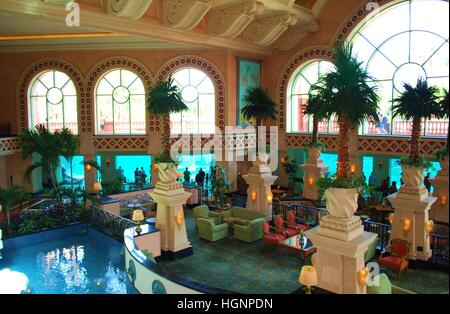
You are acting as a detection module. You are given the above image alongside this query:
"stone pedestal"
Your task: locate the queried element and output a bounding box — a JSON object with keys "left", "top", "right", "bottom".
{"left": 306, "top": 216, "right": 376, "bottom": 294}
{"left": 242, "top": 160, "right": 278, "bottom": 220}
{"left": 349, "top": 128, "right": 361, "bottom": 176}
{"left": 429, "top": 158, "right": 449, "bottom": 224}
{"left": 301, "top": 147, "right": 328, "bottom": 200}
{"left": 148, "top": 181, "right": 192, "bottom": 260}
{"left": 388, "top": 192, "right": 436, "bottom": 261}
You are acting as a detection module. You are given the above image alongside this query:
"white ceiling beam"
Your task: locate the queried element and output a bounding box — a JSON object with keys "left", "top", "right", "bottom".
{"left": 162, "top": 0, "right": 213, "bottom": 30}
{"left": 105, "top": 0, "right": 154, "bottom": 20}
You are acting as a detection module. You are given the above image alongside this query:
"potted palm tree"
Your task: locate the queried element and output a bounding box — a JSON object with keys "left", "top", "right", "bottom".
{"left": 313, "top": 42, "right": 380, "bottom": 219}
{"left": 0, "top": 185, "right": 30, "bottom": 234}
{"left": 393, "top": 78, "right": 441, "bottom": 194}
{"left": 303, "top": 93, "right": 327, "bottom": 162}
{"left": 147, "top": 76, "right": 188, "bottom": 183}
{"left": 241, "top": 87, "right": 278, "bottom": 165}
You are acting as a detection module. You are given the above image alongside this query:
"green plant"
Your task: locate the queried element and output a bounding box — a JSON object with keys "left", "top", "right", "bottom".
{"left": 434, "top": 147, "right": 449, "bottom": 161}
{"left": 147, "top": 76, "right": 188, "bottom": 158}
{"left": 153, "top": 151, "right": 178, "bottom": 164}
{"left": 310, "top": 42, "right": 380, "bottom": 180}
{"left": 282, "top": 156, "right": 300, "bottom": 192}
{"left": 398, "top": 157, "right": 433, "bottom": 170}
{"left": 303, "top": 92, "right": 328, "bottom": 146}
{"left": 210, "top": 165, "right": 232, "bottom": 207}
{"left": 0, "top": 185, "right": 30, "bottom": 234}
{"left": 317, "top": 175, "right": 367, "bottom": 200}
{"left": 438, "top": 89, "right": 449, "bottom": 152}
{"left": 392, "top": 78, "right": 441, "bottom": 166}
{"left": 305, "top": 141, "right": 326, "bottom": 149}
{"left": 101, "top": 180, "right": 123, "bottom": 196}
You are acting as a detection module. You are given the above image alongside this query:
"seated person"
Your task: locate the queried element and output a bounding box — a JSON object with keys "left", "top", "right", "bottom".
{"left": 388, "top": 181, "right": 398, "bottom": 195}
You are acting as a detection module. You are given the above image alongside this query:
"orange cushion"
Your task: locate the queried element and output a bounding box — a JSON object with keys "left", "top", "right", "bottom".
{"left": 379, "top": 256, "right": 408, "bottom": 270}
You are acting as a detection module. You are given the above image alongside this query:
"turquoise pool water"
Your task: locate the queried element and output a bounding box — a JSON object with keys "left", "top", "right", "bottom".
{"left": 116, "top": 155, "right": 152, "bottom": 184}
{"left": 177, "top": 153, "right": 216, "bottom": 183}
{"left": 0, "top": 225, "right": 137, "bottom": 294}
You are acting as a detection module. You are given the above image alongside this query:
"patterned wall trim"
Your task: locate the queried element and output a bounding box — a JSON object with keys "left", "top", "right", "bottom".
{"left": 276, "top": 46, "right": 334, "bottom": 130}
{"left": 85, "top": 57, "right": 154, "bottom": 134}
{"left": 286, "top": 134, "right": 446, "bottom": 157}
{"left": 0, "top": 137, "right": 21, "bottom": 156}
{"left": 333, "top": 0, "right": 394, "bottom": 44}
{"left": 92, "top": 136, "right": 149, "bottom": 151}
{"left": 154, "top": 55, "right": 226, "bottom": 133}
{"left": 16, "top": 58, "right": 84, "bottom": 134}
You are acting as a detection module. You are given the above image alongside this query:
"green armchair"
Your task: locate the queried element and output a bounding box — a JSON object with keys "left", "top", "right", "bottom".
{"left": 196, "top": 218, "right": 229, "bottom": 242}
{"left": 193, "top": 205, "right": 222, "bottom": 225}
{"left": 234, "top": 217, "right": 265, "bottom": 243}
{"left": 367, "top": 273, "right": 415, "bottom": 294}
{"left": 365, "top": 235, "right": 378, "bottom": 263}
{"left": 221, "top": 207, "right": 266, "bottom": 229}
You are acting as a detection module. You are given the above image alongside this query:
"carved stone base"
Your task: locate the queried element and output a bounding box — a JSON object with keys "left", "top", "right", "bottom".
{"left": 243, "top": 170, "right": 278, "bottom": 220}
{"left": 429, "top": 175, "right": 449, "bottom": 223}
{"left": 317, "top": 215, "right": 364, "bottom": 241}
{"left": 301, "top": 160, "right": 328, "bottom": 200}
{"left": 397, "top": 185, "right": 429, "bottom": 201}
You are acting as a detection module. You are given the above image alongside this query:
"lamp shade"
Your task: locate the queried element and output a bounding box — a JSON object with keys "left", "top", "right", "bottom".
{"left": 93, "top": 182, "right": 102, "bottom": 193}
{"left": 132, "top": 209, "right": 144, "bottom": 222}
{"left": 299, "top": 266, "right": 318, "bottom": 286}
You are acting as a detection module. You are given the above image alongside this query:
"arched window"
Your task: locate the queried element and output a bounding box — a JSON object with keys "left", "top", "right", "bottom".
{"left": 95, "top": 69, "right": 146, "bottom": 135}
{"left": 170, "top": 68, "right": 215, "bottom": 134}
{"left": 29, "top": 70, "right": 78, "bottom": 134}
{"left": 351, "top": 0, "right": 449, "bottom": 136}
{"left": 286, "top": 60, "right": 335, "bottom": 133}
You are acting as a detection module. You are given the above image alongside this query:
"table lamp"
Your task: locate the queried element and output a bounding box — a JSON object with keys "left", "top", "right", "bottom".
{"left": 299, "top": 265, "right": 318, "bottom": 294}
{"left": 132, "top": 209, "right": 145, "bottom": 235}
{"left": 93, "top": 182, "right": 102, "bottom": 198}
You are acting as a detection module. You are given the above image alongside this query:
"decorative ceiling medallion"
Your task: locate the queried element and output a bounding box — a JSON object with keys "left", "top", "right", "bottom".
{"left": 162, "top": 0, "right": 213, "bottom": 30}
{"left": 207, "top": 0, "right": 264, "bottom": 38}
{"left": 242, "top": 12, "right": 298, "bottom": 46}
{"left": 106, "top": 0, "right": 153, "bottom": 20}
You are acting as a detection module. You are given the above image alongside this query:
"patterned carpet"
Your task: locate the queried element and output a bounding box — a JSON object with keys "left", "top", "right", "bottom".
{"left": 157, "top": 209, "right": 449, "bottom": 294}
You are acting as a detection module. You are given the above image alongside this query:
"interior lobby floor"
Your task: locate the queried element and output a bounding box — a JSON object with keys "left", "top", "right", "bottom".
{"left": 157, "top": 209, "right": 449, "bottom": 294}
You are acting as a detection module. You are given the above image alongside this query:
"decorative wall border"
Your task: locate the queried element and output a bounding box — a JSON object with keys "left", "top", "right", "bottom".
{"left": 85, "top": 57, "right": 154, "bottom": 134}
{"left": 154, "top": 55, "right": 226, "bottom": 133}
{"left": 92, "top": 136, "right": 149, "bottom": 151}
{"left": 286, "top": 134, "right": 446, "bottom": 157}
{"left": 276, "top": 46, "right": 333, "bottom": 130}
{"left": 0, "top": 137, "right": 21, "bottom": 156}
{"left": 16, "top": 58, "right": 84, "bottom": 134}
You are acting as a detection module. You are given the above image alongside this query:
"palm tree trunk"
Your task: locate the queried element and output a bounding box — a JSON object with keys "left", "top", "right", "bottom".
{"left": 163, "top": 114, "right": 171, "bottom": 157}
{"left": 410, "top": 117, "right": 422, "bottom": 164}
{"left": 6, "top": 209, "right": 11, "bottom": 233}
{"left": 446, "top": 121, "right": 449, "bottom": 151}
{"left": 312, "top": 117, "right": 319, "bottom": 144}
{"left": 337, "top": 113, "right": 350, "bottom": 179}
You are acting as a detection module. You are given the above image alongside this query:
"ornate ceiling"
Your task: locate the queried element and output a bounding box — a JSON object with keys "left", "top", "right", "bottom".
{"left": 0, "top": 0, "right": 328, "bottom": 54}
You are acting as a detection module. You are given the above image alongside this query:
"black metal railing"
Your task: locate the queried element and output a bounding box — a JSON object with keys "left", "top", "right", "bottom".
{"left": 231, "top": 193, "right": 247, "bottom": 208}
{"left": 90, "top": 205, "right": 136, "bottom": 241}
{"left": 430, "top": 233, "right": 449, "bottom": 267}
{"left": 363, "top": 219, "right": 391, "bottom": 251}
{"left": 272, "top": 203, "right": 328, "bottom": 227}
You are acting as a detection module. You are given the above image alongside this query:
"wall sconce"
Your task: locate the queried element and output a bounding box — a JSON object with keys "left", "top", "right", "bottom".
{"left": 402, "top": 218, "right": 412, "bottom": 236}
{"left": 439, "top": 195, "right": 448, "bottom": 206}
{"left": 175, "top": 213, "right": 184, "bottom": 226}
{"left": 307, "top": 177, "right": 314, "bottom": 186}
{"left": 86, "top": 164, "right": 92, "bottom": 171}
{"left": 357, "top": 268, "right": 370, "bottom": 287}
{"left": 177, "top": 172, "right": 183, "bottom": 178}
{"left": 105, "top": 157, "right": 111, "bottom": 167}
{"left": 426, "top": 220, "right": 434, "bottom": 235}
{"left": 378, "top": 160, "right": 383, "bottom": 169}
{"left": 281, "top": 156, "right": 288, "bottom": 165}
{"left": 153, "top": 164, "right": 159, "bottom": 171}
{"left": 387, "top": 213, "right": 394, "bottom": 225}
{"left": 350, "top": 164, "right": 356, "bottom": 173}
{"left": 251, "top": 191, "right": 257, "bottom": 202}
{"left": 267, "top": 193, "right": 273, "bottom": 204}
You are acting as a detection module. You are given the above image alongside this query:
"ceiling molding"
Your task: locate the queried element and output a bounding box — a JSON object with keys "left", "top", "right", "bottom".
{"left": 162, "top": 0, "right": 213, "bottom": 30}
{"left": 105, "top": 0, "right": 154, "bottom": 20}
{"left": 241, "top": 11, "right": 297, "bottom": 46}
{"left": 206, "top": 0, "right": 264, "bottom": 38}
{"left": 273, "top": 20, "right": 318, "bottom": 50}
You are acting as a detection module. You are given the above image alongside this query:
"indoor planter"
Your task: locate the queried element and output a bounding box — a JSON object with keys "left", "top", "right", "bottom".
{"left": 303, "top": 93, "right": 327, "bottom": 164}
{"left": 210, "top": 165, "right": 232, "bottom": 209}
{"left": 392, "top": 78, "right": 441, "bottom": 197}
{"left": 311, "top": 42, "right": 380, "bottom": 218}
{"left": 147, "top": 76, "right": 188, "bottom": 178}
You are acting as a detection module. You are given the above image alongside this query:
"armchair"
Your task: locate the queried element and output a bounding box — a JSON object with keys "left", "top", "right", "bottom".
{"left": 193, "top": 205, "right": 222, "bottom": 226}
{"left": 196, "top": 218, "right": 229, "bottom": 242}
{"left": 262, "top": 221, "right": 287, "bottom": 245}
{"left": 234, "top": 217, "right": 265, "bottom": 243}
{"left": 286, "top": 210, "right": 312, "bottom": 232}
{"left": 274, "top": 214, "right": 298, "bottom": 237}
{"left": 367, "top": 273, "right": 415, "bottom": 294}
{"left": 379, "top": 239, "right": 411, "bottom": 279}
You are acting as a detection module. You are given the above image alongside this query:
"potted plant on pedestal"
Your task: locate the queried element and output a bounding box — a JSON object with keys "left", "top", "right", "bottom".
{"left": 147, "top": 76, "right": 188, "bottom": 183}
{"left": 303, "top": 93, "right": 327, "bottom": 162}
{"left": 241, "top": 87, "right": 278, "bottom": 165}
{"left": 392, "top": 78, "right": 441, "bottom": 196}
{"left": 312, "top": 42, "right": 380, "bottom": 219}
{"left": 210, "top": 165, "right": 232, "bottom": 210}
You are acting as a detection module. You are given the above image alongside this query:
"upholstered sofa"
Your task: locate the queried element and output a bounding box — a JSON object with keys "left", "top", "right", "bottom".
{"left": 220, "top": 207, "right": 266, "bottom": 242}
{"left": 193, "top": 205, "right": 222, "bottom": 225}
{"left": 367, "top": 273, "right": 415, "bottom": 294}
{"left": 196, "top": 218, "right": 229, "bottom": 242}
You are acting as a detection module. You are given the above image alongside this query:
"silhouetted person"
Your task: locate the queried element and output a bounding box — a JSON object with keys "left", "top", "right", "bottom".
{"left": 381, "top": 176, "right": 390, "bottom": 197}
{"left": 424, "top": 173, "right": 432, "bottom": 193}
{"left": 388, "top": 181, "right": 398, "bottom": 195}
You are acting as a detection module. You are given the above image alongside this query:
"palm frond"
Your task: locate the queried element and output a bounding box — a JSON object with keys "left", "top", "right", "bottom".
{"left": 241, "top": 87, "right": 278, "bottom": 123}
{"left": 147, "top": 76, "right": 188, "bottom": 116}
{"left": 24, "top": 162, "right": 43, "bottom": 181}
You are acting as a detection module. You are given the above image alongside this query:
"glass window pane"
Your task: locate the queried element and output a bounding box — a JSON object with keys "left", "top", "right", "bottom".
{"left": 423, "top": 43, "right": 450, "bottom": 77}
{"left": 198, "top": 94, "right": 216, "bottom": 134}
{"left": 351, "top": 33, "right": 377, "bottom": 68}
{"left": 411, "top": 0, "right": 449, "bottom": 38}
{"left": 96, "top": 78, "right": 114, "bottom": 95}
{"left": 173, "top": 69, "right": 190, "bottom": 87}
{"left": 54, "top": 71, "right": 70, "bottom": 89}
{"left": 47, "top": 102, "right": 64, "bottom": 132}
{"left": 378, "top": 32, "right": 410, "bottom": 67}
{"left": 104, "top": 70, "right": 120, "bottom": 88}
{"left": 128, "top": 78, "right": 145, "bottom": 95}
{"left": 114, "top": 102, "right": 130, "bottom": 134}
{"left": 64, "top": 96, "right": 78, "bottom": 134}
{"left": 410, "top": 31, "right": 447, "bottom": 65}
{"left": 130, "top": 95, "right": 146, "bottom": 134}
{"left": 367, "top": 51, "right": 397, "bottom": 81}
{"left": 30, "top": 80, "right": 48, "bottom": 97}
{"left": 189, "top": 68, "right": 207, "bottom": 87}
{"left": 292, "top": 75, "right": 311, "bottom": 95}
{"left": 97, "top": 96, "right": 113, "bottom": 134}
{"left": 39, "top": 71, "right": 55, "bottom": 89}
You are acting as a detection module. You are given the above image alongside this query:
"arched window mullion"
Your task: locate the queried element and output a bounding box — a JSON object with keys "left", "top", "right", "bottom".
{"left": 421, "top": 38, "right": 449, "bottom": 67}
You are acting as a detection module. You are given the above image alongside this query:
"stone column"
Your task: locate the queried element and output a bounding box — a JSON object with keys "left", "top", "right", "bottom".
{"left": 429, "top": 156, "right": 449, "bottom": 223}
{"left": 242, "top": 156, "right": 278, "bottom": 220}
{"left": 149, "top": 168, "right": 192, "bottom": 260}
{"left": 0, "top": 156, "right": 7, "bottom": 189}
{"left": 301, "top": 147, "right": 328, "bottom": 200}
{"left": 349, "top": 128, "right": 361, "bottom": 176}
{"left": 387, "top": 165, "right": 436, "bottom": 261}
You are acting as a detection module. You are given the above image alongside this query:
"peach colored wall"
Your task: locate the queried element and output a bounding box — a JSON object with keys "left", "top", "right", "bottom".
{"left": 0, "top": 49, "right": 267, "bottom": 134}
